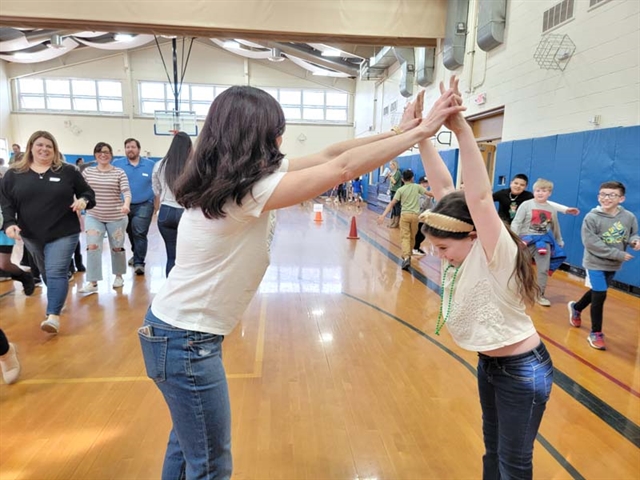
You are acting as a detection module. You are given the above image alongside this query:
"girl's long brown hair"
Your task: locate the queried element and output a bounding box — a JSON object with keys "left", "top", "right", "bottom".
{"left": 422, "top": 191, "right": 540, "bottom": 305}
{"left": 13, "top": 131, "right": 63, "bottom": 173}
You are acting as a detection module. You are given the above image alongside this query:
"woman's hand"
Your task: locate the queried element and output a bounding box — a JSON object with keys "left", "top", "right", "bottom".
{"left": 438, "top": 76, "right": 468, "bottom": 134}
{"left": 71, "top": 197, "right": 88, "bottom": 212}
{"left": 397, "top": 90, "right": 426, "bottom": 133}
{"left": 121, "top": 205, "right": 130, "bottom": 214}
{"left": 419, "top": 87, "right": 466, "bottom": 139}
{"left": 5, "top": 225, "right": 21, "bottom": 240}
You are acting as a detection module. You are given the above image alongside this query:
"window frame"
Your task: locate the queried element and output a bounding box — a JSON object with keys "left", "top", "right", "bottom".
{"left": 138, "top": 80, "right": 228, "bottom": 118}
{"left": 14, "top": 77, "right": 124, "bottom": 115}
{"left": 138, "top": 82, "right": 351, "bottom": 125}
{"left": 260, "top": 87, "right": 350, "bottom": 124}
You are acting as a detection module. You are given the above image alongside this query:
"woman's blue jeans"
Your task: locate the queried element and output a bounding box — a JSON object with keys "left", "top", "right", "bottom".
{"left": 22, "top": 233, "right": 79, "bottom": 316}
{"left": 138, "top": 308, "right": 232, "bottom": 480}
{"left": 477, "top": 341, "right": 553, "bottom": 480}
{"left": 157, "top": 205, "right": 184, "bottom": 276}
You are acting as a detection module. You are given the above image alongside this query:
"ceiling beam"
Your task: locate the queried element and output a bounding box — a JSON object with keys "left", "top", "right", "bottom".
{"left": 0, "top": 16, "right": 439, "bottom": 48}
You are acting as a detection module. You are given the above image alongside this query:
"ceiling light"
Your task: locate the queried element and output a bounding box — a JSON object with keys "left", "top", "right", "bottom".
{"left": 223, "top": 40, "right": 240, "bottom": 49}
{"left": 114, "top": 34, "right": 135, "bottom": 42}
{"left": 268, "top": 48, "right": 285, "bottom": 62}
{"left": 12, "top": 52, "right": 31, "bottom": 59}
{"left": 321, "top": 48, "right": 341, "bottom": 57}
{"left": 47, "top": 34, "right": 65, "bottom": 49}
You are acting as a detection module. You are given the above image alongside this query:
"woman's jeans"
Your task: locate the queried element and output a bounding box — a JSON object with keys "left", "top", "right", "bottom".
{"left": 139, "top": 308, "right": 232, "bottom": 480}
{"left": 477, "top": 342, "right": 553, "bottom": 480}
{"left": 157, "top": 205, "right": 184, "bottom": 276}
{"left": 85, "top": 215, "right": 128, "bottom": 282}
{"left": 22, "top": 233, "right": 79, "bottom": 316}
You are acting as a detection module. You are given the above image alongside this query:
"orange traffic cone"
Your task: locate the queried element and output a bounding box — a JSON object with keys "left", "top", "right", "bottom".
{"left": 314, "top": 211, "right": 323, "bottom": 222}
{"left": 347, "top": 216, "right": 359, "bottom": 239}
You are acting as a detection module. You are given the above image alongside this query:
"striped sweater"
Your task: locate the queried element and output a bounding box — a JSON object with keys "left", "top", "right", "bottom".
{"left": 82, "top": 166, "right": 131, "bottom": 222}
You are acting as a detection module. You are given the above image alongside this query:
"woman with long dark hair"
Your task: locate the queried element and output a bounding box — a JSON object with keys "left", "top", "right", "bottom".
{"left": 137, "top": 85, "right": 464, "bottom": 478}
{"left": 0, "top": 131, "right": 95, "bottom": 334}
{"left": 152, "top": 132, "right": 192, "bottom": 275}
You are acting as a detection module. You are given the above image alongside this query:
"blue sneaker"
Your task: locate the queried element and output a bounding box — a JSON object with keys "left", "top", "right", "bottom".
{"left": 568, "top": 301, "right": 581, "bottom": 327}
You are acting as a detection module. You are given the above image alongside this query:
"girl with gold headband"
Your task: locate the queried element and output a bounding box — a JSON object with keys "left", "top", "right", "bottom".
{"left": 418, "top": 77, "right": 551, "bottom": 480}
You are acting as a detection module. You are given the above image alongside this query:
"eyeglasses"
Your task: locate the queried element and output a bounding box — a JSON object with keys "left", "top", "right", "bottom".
{"left": 598, "top": 193, "right": 621, "bottom": 199}
{"left": 96, "top": 151, "right": 111, "bottom": 156}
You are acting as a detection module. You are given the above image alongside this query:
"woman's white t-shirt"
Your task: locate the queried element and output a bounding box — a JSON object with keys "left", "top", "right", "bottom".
{"left": 441, "top": 223, "right": 537, "bottom": 351}
{"left": 151, "top": 159, "right": 289, "bottom": 335}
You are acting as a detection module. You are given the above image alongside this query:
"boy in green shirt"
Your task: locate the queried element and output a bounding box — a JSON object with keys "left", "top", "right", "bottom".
{"left": 378, "top": 169, "right": 427, "bottom": 270}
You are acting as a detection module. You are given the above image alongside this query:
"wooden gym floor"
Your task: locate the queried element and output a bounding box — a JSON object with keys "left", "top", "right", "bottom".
{"left": 0, "top": 201, "right": 638, "bottom": 480}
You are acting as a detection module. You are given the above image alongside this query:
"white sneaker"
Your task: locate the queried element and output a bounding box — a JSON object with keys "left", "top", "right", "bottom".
{"left": 41, "top": 315, "right": 60, "bottom": 334}
{"left": 0, "top": 343, "right": 21, "bottom": 384}
{"left": 112, "top": 277, "right": 124, "bottom": 289}
{"left": 412, "top": 249, "right": 426, "bottom": 256}
{"left": 537, "top": 296, "right": 551, "bottom": 307}
{"left": 79, "top": 282, "right": 98, "bottom": 295}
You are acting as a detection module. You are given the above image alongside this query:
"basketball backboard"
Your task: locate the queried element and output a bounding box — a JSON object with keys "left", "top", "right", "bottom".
{"left": 154, "top": 110, "right": 198, "bottom": 136}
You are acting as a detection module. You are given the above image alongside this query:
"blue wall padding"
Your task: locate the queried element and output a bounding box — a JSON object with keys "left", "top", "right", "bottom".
{"left": 439, "top": 149, "right": 459, "bottom": 184}
{"left": 509, "top": 139, "right": 533, "bottom": 181}
{"left": 494, "top": 142, "right": 512, "bottom": 188}
{"left": 553, "top": 133, "right": 585, "bottom": 266}
{"left": 529, "top": 136, "right": 557, "bottom": 184}
{"left": 63, "top": 155, "right": 163, "bottom": 164}
{"left": 496, "top": 126, "right": 640, "bottom": 287}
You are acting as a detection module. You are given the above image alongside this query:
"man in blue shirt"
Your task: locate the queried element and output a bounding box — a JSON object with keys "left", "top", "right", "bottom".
{"left": 112, "top": 138, "right": 156, "bottom": 275}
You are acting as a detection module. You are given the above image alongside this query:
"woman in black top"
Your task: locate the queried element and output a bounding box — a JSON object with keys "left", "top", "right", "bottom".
{"left": 0, "top": 131, "right": 95, "bottom": 335}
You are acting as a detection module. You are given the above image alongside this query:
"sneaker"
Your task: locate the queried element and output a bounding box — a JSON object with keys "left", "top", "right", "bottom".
{"left": 412, "top": 249, "right": 426, "bottom": 256}
{"left": 0, "top": 343, "right": 21, "bottom": 384}
{"left": 33, "top": 277, "right": 43, "bottom": 287}
{"left": 134, "top": 265, "right": 145, "bottom": 276}
{"left": 112, "top": 277, "right": 124, "bottom": 289}
{"left": 79, "top": 282, "right": 98, "bottom": 295}
{"left": 40, "top": 315, "right": 60, "bottom": 334}
{"left": 401, "top": 257, "right": 411, "bottom": 271}
{"left": 128, "top": 257, "right": 134, "bottom": 267}
{"left": 567, "top": 301, "right": 581, "bottom": 327}
{"left": 588, "top": 332, "right": 606, "bottom": 350}
{"left": 537, "top": 247, "right": 548, "bottom": 255}
{"left": 537, "top": 296, "right": 551, "bottom": 307}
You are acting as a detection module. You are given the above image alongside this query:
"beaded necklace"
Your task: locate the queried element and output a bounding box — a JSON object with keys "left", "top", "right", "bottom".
{"left": 435, "top": 264, "right": 461, "bottom": 335}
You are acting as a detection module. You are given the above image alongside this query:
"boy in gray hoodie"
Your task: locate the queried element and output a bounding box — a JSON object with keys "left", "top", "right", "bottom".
{"left": 568, "top": 181, "right": 640, "bottom": 350}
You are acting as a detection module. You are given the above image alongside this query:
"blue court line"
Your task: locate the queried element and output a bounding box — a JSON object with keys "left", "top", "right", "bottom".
{"left": 330, "top": 209, "right": 640, "bottom": 449}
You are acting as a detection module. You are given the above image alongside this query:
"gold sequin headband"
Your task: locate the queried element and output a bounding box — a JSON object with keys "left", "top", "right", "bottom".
{"left": 419, "top": 210, "right": 475, "bottom": 233}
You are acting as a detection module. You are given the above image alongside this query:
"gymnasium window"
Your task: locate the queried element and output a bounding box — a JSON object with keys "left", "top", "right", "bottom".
{"left": 15, "top": 78, "right": 123, "bottom": 114}
{"left": 260, "top": 87, "right": 350, "bottom": 124}
{"left": 138, "top": 82, "right": 349, "bottom": 124}
{"left": 138, "top": 81, "right": 228, "bottom": 117}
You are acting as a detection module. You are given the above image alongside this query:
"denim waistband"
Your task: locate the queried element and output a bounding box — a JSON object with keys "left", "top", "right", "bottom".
{"left": 144, "top": 306, "right": 186, "bottom": 332}
{"left": 477, "top": 341, "right": 547, "bottom": 363}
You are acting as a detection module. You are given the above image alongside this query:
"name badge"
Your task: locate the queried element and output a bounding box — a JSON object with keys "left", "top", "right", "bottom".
{"left": 49, "top": 177, "right": 61, "bottom": 182}
{"left": 142, "top": 173, "right": 149, "bottom": 177}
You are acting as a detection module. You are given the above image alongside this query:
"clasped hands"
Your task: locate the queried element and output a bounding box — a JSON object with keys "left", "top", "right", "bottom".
{"left": 396, "top": 76, "right": 468, "bottom": 140}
